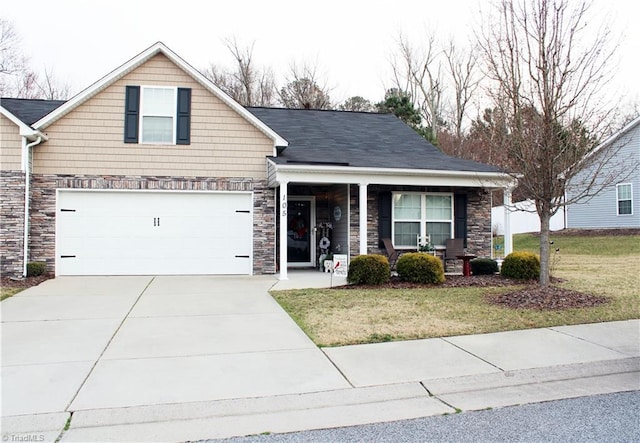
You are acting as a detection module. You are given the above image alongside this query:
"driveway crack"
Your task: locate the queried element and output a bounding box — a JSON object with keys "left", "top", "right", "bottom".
{"left": 64, "top": 276, "right": 156, "bottom": 411}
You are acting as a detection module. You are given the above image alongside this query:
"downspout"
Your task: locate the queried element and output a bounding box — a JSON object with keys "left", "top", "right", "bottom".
{"left": 22, "top": 135, "right": 44, "bottom": 277}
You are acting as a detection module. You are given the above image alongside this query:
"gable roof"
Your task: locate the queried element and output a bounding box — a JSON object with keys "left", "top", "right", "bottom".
{"left": 1, "top": 98, "right": 66, "bottom": 125}
{"left": 247, "top": 107, "right": 502, "bottom": 173}
{"left": 30, "top": 42, "right": 287, "bottom": 147}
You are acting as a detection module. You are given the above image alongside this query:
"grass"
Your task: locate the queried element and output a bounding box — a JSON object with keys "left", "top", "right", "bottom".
{"left": 0, "top": 287, "right": 23, "bottom": 301}
{"left": 272, "top": 233, "right": 640, "bottom": 347}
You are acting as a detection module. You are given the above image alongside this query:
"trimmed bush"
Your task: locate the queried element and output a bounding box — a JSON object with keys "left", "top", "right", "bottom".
{"left": 470, "top": 258, "right": 499, "bottom": 275}
{"left": 26, "top": 261, "right": 47, "bottom": 277}
{"left": 501, "top": 252, "right": 540, "bottom": 280}
{"left": 396, "top": 252, "right": 445, "bottom": 284}
{"left": 347, "top": 254, "right": 390, "bottom": 285}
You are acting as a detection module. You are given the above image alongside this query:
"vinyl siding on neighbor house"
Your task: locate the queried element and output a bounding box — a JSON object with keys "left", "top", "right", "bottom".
{"left": 32, "top": 54, "right": 274, "bottom": 178}
{"left": 566, "top": 123, "right": 640, "bottom": 228}
{"left": 0, "top": 114, "right": 22, "bottom": 171}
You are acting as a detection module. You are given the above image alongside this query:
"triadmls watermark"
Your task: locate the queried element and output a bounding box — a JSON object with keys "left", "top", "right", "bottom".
{"left": 2, "top": 434, "right": 46, "bottom": 442}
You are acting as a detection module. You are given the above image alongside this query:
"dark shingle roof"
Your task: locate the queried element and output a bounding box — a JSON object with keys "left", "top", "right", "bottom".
{"left": 247, "top": 107, "right": 501, "bottom": 173}
{"left": 1, "top": 98, "right": 66, "bottom": 126}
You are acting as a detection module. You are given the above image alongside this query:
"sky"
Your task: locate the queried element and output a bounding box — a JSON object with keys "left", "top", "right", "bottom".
{"left": 3, "top": 0, "right": 640, "bottom": 110}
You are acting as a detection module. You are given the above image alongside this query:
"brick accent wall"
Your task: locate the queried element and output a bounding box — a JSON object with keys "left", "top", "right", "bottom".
{"left": 28, "top": 174, "right": 276, "bottom": 275}
{"left": 0, "top": 171, "right": 25, "bottom": 277}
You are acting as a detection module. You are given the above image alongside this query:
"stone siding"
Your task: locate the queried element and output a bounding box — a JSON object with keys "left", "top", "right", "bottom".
{"left": 466, "top": 191, "right": 492, "bottom": 258}
{"left": 0, "top": 171, "right": 26, "bottom": 277}
{"left": 28, "top": 174, "right": 276, "bottom": 275}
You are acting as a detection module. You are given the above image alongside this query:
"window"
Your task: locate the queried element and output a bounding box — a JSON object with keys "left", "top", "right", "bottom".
{"left": 141, "top": 87, "right": 176, "bottom": 143}
{"left": 393, "top": 192, "right": 454, "bottom": 247}
{"left": 124, "top": 85, "right": 191, "bottom": 145}
{"left": 617, "top": 183, "right": 633, "bottom": 215}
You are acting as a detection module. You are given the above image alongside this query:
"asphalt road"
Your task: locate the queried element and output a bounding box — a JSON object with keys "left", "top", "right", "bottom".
{"left": 215, "top": 391, "right": 639, "bottom": 443}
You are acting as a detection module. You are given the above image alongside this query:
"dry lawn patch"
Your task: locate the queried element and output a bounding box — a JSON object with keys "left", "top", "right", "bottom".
{"left": 273, "top": 248, "right": 639, "bottom": 347}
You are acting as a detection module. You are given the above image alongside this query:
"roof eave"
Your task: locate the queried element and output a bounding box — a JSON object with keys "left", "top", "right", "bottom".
{"left": 0, "top": 106, "right": 47, "bottom": 140}
{"left": 268, "top": 159, "right": 515, "bottom": 189}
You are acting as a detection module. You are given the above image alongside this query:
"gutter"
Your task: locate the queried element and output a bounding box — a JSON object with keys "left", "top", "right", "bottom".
{"left": 22, "top": 135, "right": 44, "bottom": 277}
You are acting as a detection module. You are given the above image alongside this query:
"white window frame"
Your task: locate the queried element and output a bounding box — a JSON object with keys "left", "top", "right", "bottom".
{"left": 392, "top": 191, "right": 454, "bottom": 248}
{"left": 139, "top": 85, "right": 177, "bottom": 145}
{"left": 616, "top": 183, "right": 633, "bottom": 216}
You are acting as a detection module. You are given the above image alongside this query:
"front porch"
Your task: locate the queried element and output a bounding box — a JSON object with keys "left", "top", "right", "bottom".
{"left": 275, "top": 179, "right": 513, "bottom": 280}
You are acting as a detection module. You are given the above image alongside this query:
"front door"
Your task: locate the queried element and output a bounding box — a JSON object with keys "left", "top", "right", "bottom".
{"left": 287, "top": 197, "right": 315, "bottom": 267}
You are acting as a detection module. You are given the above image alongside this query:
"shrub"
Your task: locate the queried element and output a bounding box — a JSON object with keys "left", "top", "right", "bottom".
{"left": 347, "top": 254, "right": 390, "bottom": 285}
{"left": 396, "top": 252, "right": 445, "bottom": 284}
{"left": 500, "top": 252, "right": 540, "bottom": 280}
{"left": 470, "top": 258, "right": 499, "bottom": 275}
{"left": 26, "top": 261, "right": 47, "bottom": 277}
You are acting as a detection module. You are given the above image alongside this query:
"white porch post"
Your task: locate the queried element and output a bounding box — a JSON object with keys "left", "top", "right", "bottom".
{"left": 279, "top": 180, "right": 289, "bottom": 280}
{"left": 359, "top": 182, "right": 368, "bottom": 255}
{"left": 503, "top": 187, "right": 513, "bottom": 256}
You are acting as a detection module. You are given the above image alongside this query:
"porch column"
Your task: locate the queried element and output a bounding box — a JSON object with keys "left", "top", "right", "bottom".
{"left": 503, "top": 186, "right": 513, "bottom": 256}
{"left": 279, "top": 180, "right": 289, "bottom": 280}
{"left": 359, "top": 182, "right": 368, "bottom": 255}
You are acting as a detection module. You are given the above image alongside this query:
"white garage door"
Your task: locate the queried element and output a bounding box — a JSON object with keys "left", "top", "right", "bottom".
{"left": 56, "top": 190, "right": 253, "bottom": 275}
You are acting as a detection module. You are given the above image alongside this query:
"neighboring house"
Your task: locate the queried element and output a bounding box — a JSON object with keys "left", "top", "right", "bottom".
{"left": 566, "top": 116, "right": 640, "bottom": 229}
{"left": 0, "top": 42, "right": 513, "bottom": 279}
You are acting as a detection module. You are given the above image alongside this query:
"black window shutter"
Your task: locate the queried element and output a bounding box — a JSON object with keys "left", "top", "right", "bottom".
{"left": 124, "top": 86, "right": 140, "bottom": 143}
{"left": 176, "top": 88, "right": 191, "bottom": 145}
{"left": 378, "top": 191, "right": 392, "bottom": 248}
{"left": 454, "top": 193, "right": 468, "bottom": 247}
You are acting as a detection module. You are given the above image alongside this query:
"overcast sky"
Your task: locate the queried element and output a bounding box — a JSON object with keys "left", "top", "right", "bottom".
{"left": 3, "top": 0, "right": 639, "bottom": 110}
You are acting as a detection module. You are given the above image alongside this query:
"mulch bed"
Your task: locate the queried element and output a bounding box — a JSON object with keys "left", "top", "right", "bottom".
{"left": 342, "top": 274, "right": 610, "bottom": 311}
{"left": 485, "top": 286, "right": 610, "bottom": 310}
{"left": 1, "top": 275, "right": 51, "bottom": 289}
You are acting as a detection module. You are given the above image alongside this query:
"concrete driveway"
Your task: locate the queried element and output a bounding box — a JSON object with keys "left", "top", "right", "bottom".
{"left": 1, "top": 276, "right": 350, "bottom": 418}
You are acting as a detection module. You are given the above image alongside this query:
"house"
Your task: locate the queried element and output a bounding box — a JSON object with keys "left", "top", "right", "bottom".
{"left": 566, "top": 116, "right": 640, "bottom": 229}
{"left": 0, "top": 42, "right": 514, "bottom": 280}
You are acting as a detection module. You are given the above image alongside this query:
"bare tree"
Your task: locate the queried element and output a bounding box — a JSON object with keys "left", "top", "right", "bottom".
{"left": 478, "top": 0, "right": 628, "bottom": 286}
{"left": 390, "top": 32, "right": 445, "bottom": 140}
{"left": 278, "top": 62, "right": 332, "bottom": 109}
{"left": 443, "top": 40, "right": 482, "bottom": 141}
{"left": 1, "top": 19, "right": 71, "bottom": 99}
{"left": 0, "top": 18, "right": 28, "bottom": 96}
{"left": 204, "top": 38, "right": 276, "bottom": 107}
{"left": 35, "top": 67, "right": 70, "bottom": 100}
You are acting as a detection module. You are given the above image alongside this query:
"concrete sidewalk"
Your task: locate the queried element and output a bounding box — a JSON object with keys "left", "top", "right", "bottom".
{"left": 1, "top": 273, "right": 638, "bottom": 442}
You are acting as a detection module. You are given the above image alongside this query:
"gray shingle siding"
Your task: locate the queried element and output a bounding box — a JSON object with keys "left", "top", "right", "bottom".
{"left": 566, "top": 121, "right": 640, "bottom": 229}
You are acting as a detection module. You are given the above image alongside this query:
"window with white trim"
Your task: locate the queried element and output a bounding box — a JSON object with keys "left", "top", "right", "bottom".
{"left": 140, "top": 86, "right": 176, "bottom": 143}
{"left": 392, "top": 192, "right": 454, "bottom": 247}
{"left": 616, "top": 183, "right": 633, "bottom": 215}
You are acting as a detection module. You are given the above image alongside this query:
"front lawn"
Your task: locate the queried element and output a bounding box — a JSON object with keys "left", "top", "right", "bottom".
{"left": 272, "top": 233, "right": 640, "bottom": 347}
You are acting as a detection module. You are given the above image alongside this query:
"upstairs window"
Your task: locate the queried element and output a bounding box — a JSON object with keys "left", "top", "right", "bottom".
{"left": 141, "top": 87, "right": 175, "bottom": 143}
{"left": 124, "top": 85, "right": 191, "bottom": 145}
{"left": 617, "top": 183, "right": 633, "bottom": 215}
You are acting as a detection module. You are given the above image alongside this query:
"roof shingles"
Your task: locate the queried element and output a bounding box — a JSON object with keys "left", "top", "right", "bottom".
{"left": 1, "top": 98, "right": 66, "bottom": 126}
{"left": 247, "top": 107, "right": 500, "bottom": 173}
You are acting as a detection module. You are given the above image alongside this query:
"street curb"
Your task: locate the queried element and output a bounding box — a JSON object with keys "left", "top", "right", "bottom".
{"left": 53, "top": 358, "right": 639, "bottom": 442}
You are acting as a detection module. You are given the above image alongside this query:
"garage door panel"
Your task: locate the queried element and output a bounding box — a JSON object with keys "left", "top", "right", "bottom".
{"left": 57, "top": 191, "right": 253, "bottom": 275}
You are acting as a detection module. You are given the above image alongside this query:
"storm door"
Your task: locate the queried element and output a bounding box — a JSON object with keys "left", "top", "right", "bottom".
{"left": 287, "top": 197, "right": 316, "bottom": 267}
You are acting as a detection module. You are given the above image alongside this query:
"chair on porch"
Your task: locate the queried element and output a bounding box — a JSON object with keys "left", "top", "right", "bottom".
{"left": 443, "top": 238, "right": 464, "bottom": 272}
{"left": 382, "top": 238, "right": 402, "bottom": 270}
